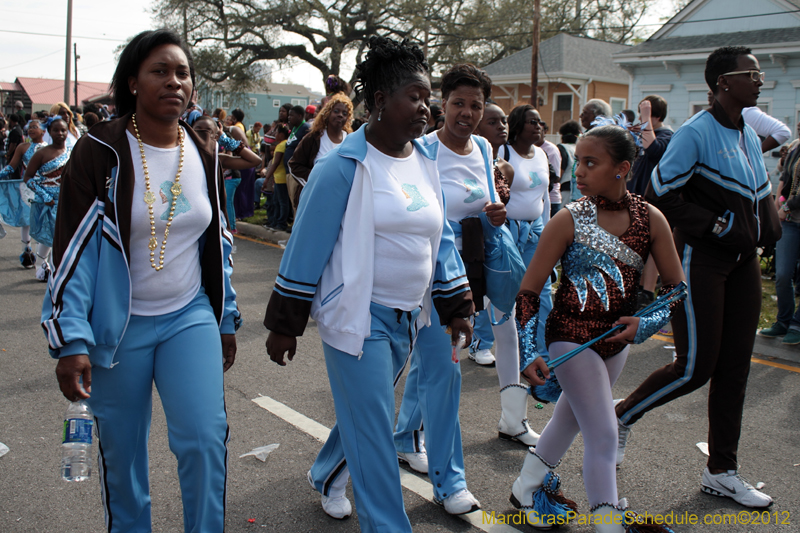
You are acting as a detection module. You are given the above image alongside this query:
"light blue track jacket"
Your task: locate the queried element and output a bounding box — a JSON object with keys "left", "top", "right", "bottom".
{"left": 263, "top": 126, "right": 473, "bottom": 356}
{"left": 41, "top": 115, "right": 241, "bottom": 369}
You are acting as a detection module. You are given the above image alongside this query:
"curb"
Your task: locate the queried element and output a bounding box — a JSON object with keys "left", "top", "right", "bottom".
{"left": 235, "top": 221, "right": 291, "bottom": 246}
{"left": 752, "top": 335, "right": 800, "bottom": 365}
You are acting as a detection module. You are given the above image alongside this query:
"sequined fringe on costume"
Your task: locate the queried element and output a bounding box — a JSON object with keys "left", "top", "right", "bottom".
{"left": 546, "top": 194, "right": 650, "bottom": 359}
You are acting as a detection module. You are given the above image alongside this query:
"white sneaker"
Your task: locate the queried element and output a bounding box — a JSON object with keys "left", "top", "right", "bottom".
{"left": 308, "top": 470, "right": 352, "bottom": 519}
{"left": 701, "top": 468, "right": 773, "bottom": 508}
{"left": 397, "top": 450, "right": 428, "bottom": 474}
{"left": 435, "top": 488, "right": 481, "bottom": 515}
{"left": 468, "top": 348, "right": 495, "bottom": 366}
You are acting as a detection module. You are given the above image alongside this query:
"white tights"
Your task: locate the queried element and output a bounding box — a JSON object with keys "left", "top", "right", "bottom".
{"left": 535, "top": 341, "right": 628, "bottom": 508}
{"left": 489, "top": 303, "right": 521, "bottom": 389}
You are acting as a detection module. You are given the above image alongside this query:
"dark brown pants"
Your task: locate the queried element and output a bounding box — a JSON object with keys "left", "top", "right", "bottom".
{"left": 616, "top": 236, "right": 761, "bottom": 471}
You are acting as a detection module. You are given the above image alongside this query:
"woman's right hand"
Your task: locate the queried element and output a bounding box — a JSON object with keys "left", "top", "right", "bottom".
{"left": 55, "top": 354, "right": 92, "bottom": 401}
{"left": 266, "top": 332, "right": 297, "bottom": 366}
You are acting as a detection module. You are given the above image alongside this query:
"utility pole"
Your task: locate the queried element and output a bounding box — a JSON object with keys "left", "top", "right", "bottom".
{"left": 64, "top": 0, "right": 73, "bottom": 104}
{"left": 530, "top": 0, "right": 540, "bottom": 108}
{"left": 74, "top": 43, "right": 80, "bottom": 108}
{"left": 573, "top": 0, "right": 582, "bottom": 34}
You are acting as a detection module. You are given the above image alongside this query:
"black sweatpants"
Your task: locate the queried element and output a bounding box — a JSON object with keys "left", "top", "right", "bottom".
{"left": 616, "top": 234, "right": 761, "bottom": 471}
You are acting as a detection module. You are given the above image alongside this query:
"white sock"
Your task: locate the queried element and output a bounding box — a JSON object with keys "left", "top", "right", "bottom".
{"left": 21, "top": 225, "right": 30, "bottom": 243}
{"left": 492, "top": 305, "right": 521, "bottom": 388}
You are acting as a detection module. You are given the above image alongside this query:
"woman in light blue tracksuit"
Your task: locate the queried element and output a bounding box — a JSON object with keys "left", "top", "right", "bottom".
{"left": 46, "top": 31, "right": 240, "bottom": 533}
{"left": 264, "top": 36, "right": 473, "bottom": 533}
{"left": 394, "top": 65, "right": 537, "bottom": 519}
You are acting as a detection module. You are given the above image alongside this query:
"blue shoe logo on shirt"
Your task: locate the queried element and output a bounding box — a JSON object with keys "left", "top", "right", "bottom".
{"left": 159, "top": 181, "right": 192, "bottom": 220}
{"left": 463, "top": 178, "right": 485, "bottom": 203}
{"left": 528, "top": 171, "right": 542, "bottom": 188}
{"left": 401, "top": 183, "right": 429, "bottom": 212}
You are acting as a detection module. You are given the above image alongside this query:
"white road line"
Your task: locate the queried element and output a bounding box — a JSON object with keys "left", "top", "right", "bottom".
{"left": 252, "top": 395, "right": 520, "bottom": 533}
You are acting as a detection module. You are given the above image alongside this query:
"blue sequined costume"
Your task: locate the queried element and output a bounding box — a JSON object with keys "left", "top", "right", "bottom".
{"left": 0, "top": 142, "right": 46, "bottom": 227}
{"left": 28, "top": 149, "right": 70, "bottom": 247}
{"left": 545, "top": 195, "right": 649, "bottom": 358}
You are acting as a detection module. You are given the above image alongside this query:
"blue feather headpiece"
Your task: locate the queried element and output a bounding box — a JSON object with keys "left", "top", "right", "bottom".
{"left": 591, "top": 113, "right": 649, "bottom": 148}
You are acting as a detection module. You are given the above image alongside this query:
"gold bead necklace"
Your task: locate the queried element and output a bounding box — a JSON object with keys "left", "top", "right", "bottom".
{"left": 132, "top": 113, "right": 185, "bottom": 271}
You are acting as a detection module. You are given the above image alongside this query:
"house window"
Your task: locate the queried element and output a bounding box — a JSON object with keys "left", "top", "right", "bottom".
{"left": 222, "top": 98, "right": 230, "bottom": 108}
{"left": 249, "top": 98, "right": 258, "bottom": 107}
{"left": 273, "top": 99, "right": 281, "bottom": 108}
{"left": 690, "top": 102, "right": 708, "bottom": 116}
{"left": 291, "top": 98, "right": 306, "bottom": 106}
{"left": 552, "top": 93, "right": 574, "bottom": 133}
{"left": 610, "top": 97, "right": 626, "bottom": 116}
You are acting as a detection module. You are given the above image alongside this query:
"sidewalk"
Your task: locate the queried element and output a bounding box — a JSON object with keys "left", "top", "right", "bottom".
{"left": 752, "top": 334, "right": 800, "bottom": 365}
{"left": 236, "top": 220, "right": 800, "bottom": 367}
{"left": 236, "top": 220, "right": 291, "bottom": 246}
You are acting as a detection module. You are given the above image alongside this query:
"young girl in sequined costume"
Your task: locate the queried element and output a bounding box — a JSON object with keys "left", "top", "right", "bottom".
{"left": 23, "top": 118, "right": 71, "bottom": 281}
{"left": 509, "top": 125, "right": 685, "bottom": 532}
{"left": 0, "top": 119, "right": 47, "bottom": 268}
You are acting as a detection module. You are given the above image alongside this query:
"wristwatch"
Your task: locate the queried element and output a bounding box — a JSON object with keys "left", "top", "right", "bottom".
{"left": 711, "top": 216, "right": 729, "bottom": 235}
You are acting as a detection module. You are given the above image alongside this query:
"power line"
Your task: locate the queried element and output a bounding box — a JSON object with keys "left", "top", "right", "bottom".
{"left": 0, "top": 49, "right": 63, "bottom": 71}
{"left": 0, "top": 28, "right": 126, "bottom": 42}
{"left": 641, "top": 8, "right": 800, "bottom": 27}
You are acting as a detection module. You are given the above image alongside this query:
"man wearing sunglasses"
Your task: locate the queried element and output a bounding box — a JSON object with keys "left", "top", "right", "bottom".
{"left": 616, "top": 46, "right": 780, "bottom": 509}
{"left": 707, "top": 87, "right": 791, "bottom": 154}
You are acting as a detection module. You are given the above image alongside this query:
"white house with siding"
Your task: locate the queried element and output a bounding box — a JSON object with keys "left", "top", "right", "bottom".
{"left": 613, "top": 0, "right": 800, "bottom": 175}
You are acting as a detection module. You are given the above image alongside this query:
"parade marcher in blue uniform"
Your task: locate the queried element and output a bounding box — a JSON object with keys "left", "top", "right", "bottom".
{"left": 23, "top": 118, "right": 70, "bottom": 281}
{"left": 0, "top": 118, "right": 46, "bottom": 268}
{"left": 45, "top": 29, "right": 240, "bottom": 532}
{"left": 394, "top": 65, "right": 520, "bottom": 518}
{"left": 466, "top": 103, "right": 517, "bottom": 366}
{"left": 502, "top": 104, "right": 556, "bottom": 368}
{"left": 264, "top": 36, "right": 473, "bottom": 532}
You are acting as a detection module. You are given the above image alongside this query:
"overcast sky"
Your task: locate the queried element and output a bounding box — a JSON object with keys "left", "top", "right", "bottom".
{"left": 0, "top": 0, "right": 684, "bottom": 94}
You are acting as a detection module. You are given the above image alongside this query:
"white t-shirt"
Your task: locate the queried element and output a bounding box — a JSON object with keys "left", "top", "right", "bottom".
{"left": 425, "top": 131, "right": 492, "bottom": 233}
{"left": 503, "top": 144, "right": 551, "bottom": 222}
{"left": 315, "top": 129, "right": 347, "bottom": 164}
{"left": 127, "top": 128, "right": 213, "bottom": 316}
{"left": 427, "top": 130, "right": 492, "bottom": 223}
{"left": 368, "top": 143, "right": 442, "bottom": 311}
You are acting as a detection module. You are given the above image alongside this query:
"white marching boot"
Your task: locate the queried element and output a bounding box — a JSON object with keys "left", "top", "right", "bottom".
{"left": 591, "top": 502, "right": 626, "bottom": 533}
{"left": 510, "top": 449, "right": 576, "bottom": 530}
{"left": 498, "top": 384, "right": 540, "bottom": 446}
{"left": 591, "top": 498, "right": 675, "bottom": 533}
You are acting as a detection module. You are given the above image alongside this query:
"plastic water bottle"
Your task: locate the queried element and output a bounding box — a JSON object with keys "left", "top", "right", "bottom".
{"left": 61, "top": 400, "right": 93, "bottom": 482}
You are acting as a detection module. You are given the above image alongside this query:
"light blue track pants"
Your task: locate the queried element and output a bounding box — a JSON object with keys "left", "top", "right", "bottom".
{"left": 470, "top": 307, "right": 495, "bottom": 352}
{"left": 394, "top": 305, "right": 467, "bottom": 502}
{"left": 512, "top": 216, "right": 553, "bottom": 361}
{"left": 308, "top": 302, "right": 419, "bottom": 533}
{"left": 88, "top": 290, "right": 229, "bottom": 533}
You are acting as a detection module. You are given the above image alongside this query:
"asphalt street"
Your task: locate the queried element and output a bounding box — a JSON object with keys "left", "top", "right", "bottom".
{"left": 0, "top": 224, "right": 798, "bottom": 532}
